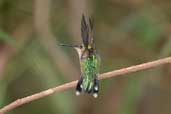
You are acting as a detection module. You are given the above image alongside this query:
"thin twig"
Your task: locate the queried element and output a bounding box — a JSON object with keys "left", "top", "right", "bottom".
{"left": 0, "top": 57, "right": 171, "bottom": 114}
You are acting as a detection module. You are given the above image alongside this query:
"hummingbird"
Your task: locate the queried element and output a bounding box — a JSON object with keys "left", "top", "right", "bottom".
{"left": 59, "top": 14, "right": 100, "bottom": 98}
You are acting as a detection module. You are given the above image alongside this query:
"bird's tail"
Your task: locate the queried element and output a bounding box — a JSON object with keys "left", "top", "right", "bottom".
{"left": 75, "top": 78, "right": 99, "bottom": 98}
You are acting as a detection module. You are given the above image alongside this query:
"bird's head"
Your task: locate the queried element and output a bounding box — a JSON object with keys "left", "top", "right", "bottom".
{"left": 59, "top": 44, "right": 85, "bottom": 58}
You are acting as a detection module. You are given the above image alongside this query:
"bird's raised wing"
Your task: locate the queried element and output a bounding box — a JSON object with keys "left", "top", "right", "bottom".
{"left": 89, "top": 17, "right": 95, "bottom": 49}
{"left": 81, "top": 14, "right": 89, "bottom": 49}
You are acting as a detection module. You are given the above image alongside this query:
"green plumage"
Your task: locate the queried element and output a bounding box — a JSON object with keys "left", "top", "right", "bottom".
{"left": 81, "top": 55, "right": 99, "bottom": 92}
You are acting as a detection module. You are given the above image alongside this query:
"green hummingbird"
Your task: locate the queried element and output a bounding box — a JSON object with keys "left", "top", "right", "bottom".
{"left": 59, "top": 14, "right": 100, "bottom": 98}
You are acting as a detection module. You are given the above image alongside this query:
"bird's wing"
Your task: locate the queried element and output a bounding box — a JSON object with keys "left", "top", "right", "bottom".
{"left": 81, "top": 14, "right": 89, "bottom": 49}
{"left": 89, "top": 17, "right": 95, "bottom": 49}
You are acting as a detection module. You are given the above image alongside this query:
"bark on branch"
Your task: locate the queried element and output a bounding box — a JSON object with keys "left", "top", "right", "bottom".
{"left": 0, "top": 57, "right": 171, "bottom": 114}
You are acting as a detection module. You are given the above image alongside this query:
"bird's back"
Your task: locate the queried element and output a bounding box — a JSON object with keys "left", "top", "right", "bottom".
{"left": 81, "top": 54, "right": 99, "bottom": 92}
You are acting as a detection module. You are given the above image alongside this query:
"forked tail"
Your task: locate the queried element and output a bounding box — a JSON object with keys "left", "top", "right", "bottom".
{"left": 75, "top": 78, "right": 99, "bottom": 98}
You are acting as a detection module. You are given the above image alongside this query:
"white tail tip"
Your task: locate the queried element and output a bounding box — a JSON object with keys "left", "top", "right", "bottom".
{"left": 80, "top": 84, "right": 83, "bottom": 89}
{"left": 93, "top": 93, "right": 98, "bottom": 98}
{"left": 76, "top": 91, "right": 80, "bottom": 96}
{"left": 94, "top": 86, "right": 98, "bottom": 91}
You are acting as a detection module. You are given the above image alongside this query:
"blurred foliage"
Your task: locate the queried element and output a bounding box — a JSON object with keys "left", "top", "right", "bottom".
{"left": 0, "top": 0, "right": 171, "bottom": 114}
{"left": 0, "top": 31, "right": 16, "bottom": 45}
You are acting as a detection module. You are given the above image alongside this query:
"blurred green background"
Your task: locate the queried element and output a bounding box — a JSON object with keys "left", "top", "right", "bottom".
{"left": 0, "top": 0, "right": 171, "bottom": 114}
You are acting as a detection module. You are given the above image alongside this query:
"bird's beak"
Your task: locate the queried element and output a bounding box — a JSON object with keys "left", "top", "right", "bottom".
{"left": 59, "top": 44, "right": 82, "bottom": 57}
{"left": 58, "top": 44, "right": 80, "bottom": 48}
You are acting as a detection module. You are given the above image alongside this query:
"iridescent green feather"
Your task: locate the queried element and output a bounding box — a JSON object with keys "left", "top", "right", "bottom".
{"left": 81, "top": 55, "right": 99, "bottom": 92}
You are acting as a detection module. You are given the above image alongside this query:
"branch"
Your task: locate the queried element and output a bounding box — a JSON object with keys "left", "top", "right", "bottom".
{"left": 0, "top": 57, "right": 171, "bottom": 114}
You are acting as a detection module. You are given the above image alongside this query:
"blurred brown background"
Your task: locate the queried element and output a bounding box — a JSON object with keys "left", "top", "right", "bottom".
{"left": 0, "top": 0, "right": 171, "bottom": 114}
